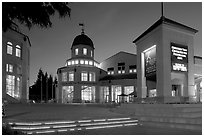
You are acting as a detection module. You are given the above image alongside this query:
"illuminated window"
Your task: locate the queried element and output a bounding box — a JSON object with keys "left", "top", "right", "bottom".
{"left": 15, "top": 77, "right": 21, "bottom": 98}
{"left": 129, "top": 65, "right": 136, "bottom": 73}
{"left": 72, "top": 60, "right": 75, "bottom": 65}
{"left": 81, "top": 71, "right": 88, "bottom": 81}
{"left": 83, "top": 48, "right": 87, "bottom": 55}
{"left": 118, "top": 62, "right": 125, "bottom": 74}
{"left": 80, "top": 60, "right": 84, "bottom": 64}
{"left": 85, "top": 60, "right": 88, "bottom": 65}
{"left": 75, "top": 60, "right": 79, "bottom": 64}
{"left": 16, "top": 45, "right": 21, "bottom": 57}
{"left": 7, "top": 42, "right": 13, "bottom": 55}
{"left": 81, "top": 86, "right": 95, "bottom": 102}
{"left": 100, "top": 86, "right": 109, "bottom": 102}
{"left": 75, "top": 48, "right": 78, "bottom": 55}
{"left": 107, "top": 67, "right": 114, "bottom": 75}
{"left": 62, "top": 72, "right": 67, "bottom": 82}
{"left": 68, "top": 61, "right": 71, "bottom": 66}
{"left": 6, "top": 75, "right": 15, "bottom": 97}
{"left": 89, "top": 72, "right": 95, "bottom": 82}
{"left": 91, "top": 50, "right": 93, "bottom": 57}
{"left": 149, "top": 89, "right": 157, "bottom": 97}
{"left": 69, "top": 71, "right": 74, "bottom": 81}
{"left": 89, "top": 61, "right": 93, "bottom": 66}
{"left": 6, "top": 64, "right": 13, "bottom": 73}
{"left": 62, "top": 86, "right": 74, "bottom": 103}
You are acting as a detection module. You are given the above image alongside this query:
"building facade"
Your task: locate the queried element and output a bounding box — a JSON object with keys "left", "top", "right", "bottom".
{"left": 57, "top": 21, "right": 202, "bottom": 104}
{"left": 2, "top": 25, "right": 31, "bottom": 103}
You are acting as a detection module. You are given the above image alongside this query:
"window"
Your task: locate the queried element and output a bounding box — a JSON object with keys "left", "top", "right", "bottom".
{"left": 68, "top": 61, "right": 71, "bottom": 66}
{"left": 91, "top": 50, "right": 93, "bottom": 57}
{"left": 16, "top": 45, "right": 21, "bottom": 57}
{"left": 118, "top": 62, "right": 125, "bottom": 74}
{"left": 107, "top": 67, "right": 114, "bottom": 75}
{"left": 69, "top": 71, "right": 74, "bottom": 81}
{"left": 62, "top": 86, "right": 74, "bottom": 103}
{"left": 6, "top": 75, "right": 15, "bottom": 97}
{"left": 80, "top": 60, "right": 84, "bottom": 64}
{"left": 85, "top": 60, "right": 88, "bottom": 65}
{"left": 83, "top": 48, "right": 87, "bottom": 55}
{"left": 75, "top": 48, "right": 78, "bottom": 55}
{"left": 74, "top": 60, "right": 78, "bottom": 65}
{"left": 15, "top": 77, "right": 21, "bottom": 98}
{"left": 129, "top": 65, "right": 137, "bottom": 73}
{"left": 89, "top": 61, "right": 93, "bottom": 66}
{"left": 81, "top": 71, "right": 88, "bottom": 81}
{"left": 62, "top": 72, "right": 67, "bottom": 82}
{"left": 72, "top": 60, "right": 75, "bottom": 65}
{"left": 89, "top": 72, "right": 96, "bottom": 82}
{"left": 81, "top": 86, "right": 95, "bottom": 103}
{"left": 6, "top": 64, "right": 13, "bottom": 73}
{"left": 7, "top": 42, "right": 13, "bottom": 55}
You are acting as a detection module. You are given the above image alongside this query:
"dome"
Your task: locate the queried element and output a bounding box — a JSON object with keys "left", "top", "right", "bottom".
{"left": 72, "top": 34, "right": 94, "bottom": 49}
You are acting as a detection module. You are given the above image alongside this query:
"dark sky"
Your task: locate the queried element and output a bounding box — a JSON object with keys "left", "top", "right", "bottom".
{"left": 18, "top": 2, "right": 202, "bottom": 85}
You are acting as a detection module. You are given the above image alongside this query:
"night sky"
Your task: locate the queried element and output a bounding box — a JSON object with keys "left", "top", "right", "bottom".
{"left": 17, "top": 2, "right": 202, "bottom": 85}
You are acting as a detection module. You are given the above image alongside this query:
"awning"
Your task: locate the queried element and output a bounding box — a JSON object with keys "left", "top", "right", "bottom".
{"left": 129, "top": 92, "right": 137, "bottom": 97}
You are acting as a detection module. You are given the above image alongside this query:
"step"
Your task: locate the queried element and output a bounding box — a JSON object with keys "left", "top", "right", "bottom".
{"left": 141, "top": 121, "right": 202, "bottom": 131}
{"left": 8, "top": 117, "right": 139, "bottom": 134}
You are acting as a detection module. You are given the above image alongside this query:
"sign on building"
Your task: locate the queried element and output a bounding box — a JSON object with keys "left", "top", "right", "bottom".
{"left": 144, "top": 46, "right": 156, "bottom": 77}
{"left": 171, "top": 43, "right": 188, "bottom": 72}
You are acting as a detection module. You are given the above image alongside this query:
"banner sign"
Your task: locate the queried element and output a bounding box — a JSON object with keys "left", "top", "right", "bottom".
{"left": 144, "top": 46, "right": 156, "bottom": 76}
{"left": 171, "top": 43, "right": 188, "bottom": 72}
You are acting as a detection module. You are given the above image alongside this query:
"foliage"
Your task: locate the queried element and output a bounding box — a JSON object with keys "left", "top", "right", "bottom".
{"left": 29, "top": 68, "right": 57, "bottom": 102}
{"left": 2, "top": 2, "right": 71, "bottom": 31}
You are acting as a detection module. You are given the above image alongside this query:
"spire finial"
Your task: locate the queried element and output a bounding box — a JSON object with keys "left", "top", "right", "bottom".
{"left": 79, "top": 23, "right": 85, "bottom": 34}
{"left": 161, "top": 2, "right": 164, "bottom": 17}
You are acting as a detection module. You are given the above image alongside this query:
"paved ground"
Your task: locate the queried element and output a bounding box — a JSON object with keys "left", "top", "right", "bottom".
{"left": 3, "top": 103, "right": 202, "bottom": 135}
{"left": 4, "top": 103, "right": 124, "bottom": 122}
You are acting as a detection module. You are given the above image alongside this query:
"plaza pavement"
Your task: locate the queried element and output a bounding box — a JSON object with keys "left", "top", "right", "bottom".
{"left": 3, "top": 103, "right": 202, "bottom": 135}
{"left": 4, "top": 103, "right": 125, "bottom": 122}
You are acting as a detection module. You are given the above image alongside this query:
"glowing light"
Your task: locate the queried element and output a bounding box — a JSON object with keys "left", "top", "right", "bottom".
{"left": 12, "top": 126, "right": 50, "bottom": 130}
{"left": 36, "top": 130, "right": 55, "bottom": 134}
{"left": 14, "top": 122, "right": 42, "bottom": 126}
{"left": 143, "top": 45, "right": 156, "bottom": 53}
{"left": 44, "top": 121, "right": 75, "bottom": 125}
{"left": 57, "top": 129, "right": 67, "bottom": 132}
{"left": 107, "top": 117, "right": 131, "bottom": 121}
{"left": 86, "top": 124, "right": 123, "bottom": 130}
{"left": 93, "top": 119, "right": 106, "bottom": 122}
{"left": 124, "top": 123, "right": 138, "bottom": 126}
{"left": 53, "top": 124, "right": 76, "bottom": 128}
{"left": 78, "top": 120, "right": 92, "bottom": 123}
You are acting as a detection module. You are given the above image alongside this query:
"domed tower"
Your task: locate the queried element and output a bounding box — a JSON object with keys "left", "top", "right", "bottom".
{"left": 57, "top": 24, "right": 106, "bottom": 104}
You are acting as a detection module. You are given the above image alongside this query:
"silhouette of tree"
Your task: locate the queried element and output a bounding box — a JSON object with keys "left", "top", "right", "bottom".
{"left": 2, "top": 2, "right": 71, "bottom": 31}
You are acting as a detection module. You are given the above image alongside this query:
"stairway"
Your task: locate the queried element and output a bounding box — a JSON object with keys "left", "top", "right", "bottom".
{"left": 112, "top": 103, "right": 202, "bottom": 131}
{"left": 7, "top": 117, "right": 139, "bottom": 134}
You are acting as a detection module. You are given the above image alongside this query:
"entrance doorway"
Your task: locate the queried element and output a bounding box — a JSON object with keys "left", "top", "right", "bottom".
{"left": 111, "top": 85, "right": 122, "bottom": 103}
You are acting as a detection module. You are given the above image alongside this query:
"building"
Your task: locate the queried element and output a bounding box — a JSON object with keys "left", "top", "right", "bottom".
{"left": 2, "top": 24, "right": 31, "bottom": 103}
{"left": 57, "top": 30, "right": 107, "bottom": 103}
{"left": 57, "top": 21, "right": 202, "bottom": 104}
{"left": 133, "top": 16, "right": 201, "bottom": 103}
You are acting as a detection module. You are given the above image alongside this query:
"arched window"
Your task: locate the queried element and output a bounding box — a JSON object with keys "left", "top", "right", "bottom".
{"left": 7, "top": 42, "right": 13, "bottom": 55}
{"left": 83, "top": 48, "right": 87, "bottom": 55}
{"left": 75, "top": 48, "right": 79, "bottom": 55}
{"left": 16, "top": 45, "right": 21, "bottom": 57}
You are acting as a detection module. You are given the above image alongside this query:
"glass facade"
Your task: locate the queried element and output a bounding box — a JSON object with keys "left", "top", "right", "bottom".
{"left": 100, "top": 86, "right": 109, "bottom": 103}
{"left": 6, "top": 75, "right": 15, "bottom": 97}
{"left": 69, "top": 71, "right": 74, "bottom": 81}
{"left": 62, "top": 86, "right": 74, "bottom": 103}
{"left": 111, "top": 85, "right": 122, "bottom": 103}
{"left": 81, "top": 72, "right": 88, "bottom": 81}
{"left": 81, "top": 86, "right": 95, "bottom": 103}
{"left": 124, "top": 86, "right": 134, "bottom": 102}
{"left": 89, "top": 72, "right": 95, "bottom": 82}
{"left": 62, "top": 72, "right": 67, "bottom": 82}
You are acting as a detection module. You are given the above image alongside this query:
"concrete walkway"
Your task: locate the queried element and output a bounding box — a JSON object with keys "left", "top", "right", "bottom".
{"left": 4, "top": 103, "right": 125, "bottom": 122}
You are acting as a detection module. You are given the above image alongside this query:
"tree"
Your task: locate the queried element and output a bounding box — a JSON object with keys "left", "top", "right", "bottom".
{"left": 2, "top": 2, "right": 71, "bottom": 31}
